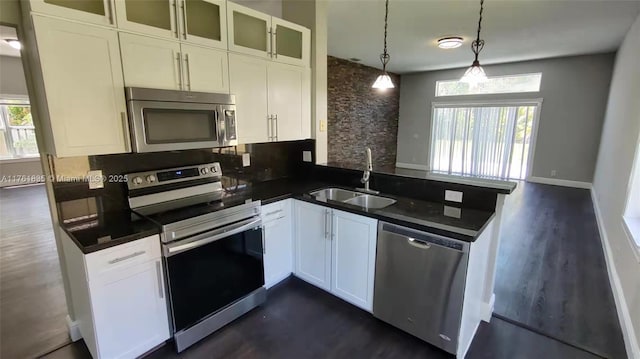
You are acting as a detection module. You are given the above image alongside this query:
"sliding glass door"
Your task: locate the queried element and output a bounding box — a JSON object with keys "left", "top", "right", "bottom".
{"left": 429, "top": 102, "right": 539, "bottom": 180}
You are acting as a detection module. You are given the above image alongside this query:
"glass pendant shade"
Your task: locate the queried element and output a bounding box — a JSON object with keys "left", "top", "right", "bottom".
{"left": 461, "top": 60, "right": 487, "bottom": 84}
{"left": 372, "top": 73, "right": 395, "bottom": 89}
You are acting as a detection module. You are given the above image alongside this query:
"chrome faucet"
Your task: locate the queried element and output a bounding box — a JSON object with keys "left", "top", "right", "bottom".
{"left": 358, "top": 147, "right": 379, "bottom": 194}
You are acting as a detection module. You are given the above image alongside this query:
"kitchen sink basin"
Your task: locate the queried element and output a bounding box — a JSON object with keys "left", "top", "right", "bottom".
{"left": 343, "top": 194, "right": 397, "bottom": 209}
{"left": 309, "top": 188, "right": 361, "bottom": 202}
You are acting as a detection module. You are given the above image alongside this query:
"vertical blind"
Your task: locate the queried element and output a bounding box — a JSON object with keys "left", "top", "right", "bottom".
{"left": 430, "top": 104, "right": 537, "bottom": 180}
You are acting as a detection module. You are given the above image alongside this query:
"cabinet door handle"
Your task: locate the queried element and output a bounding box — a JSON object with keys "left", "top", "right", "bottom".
{"left": 184, "top": 53, "right": 192, "bottom": 91}
{"left": 175, "top": 52, "right": 183, "bottom": 90}
{"left": 121, "top": 112, "right": 131, "bottom": 152}
{"left": 274, "top": 114, "right": 278, "bottom": 141}
{"left": 324, "top": 209, "right": 330, "bottom": 239}
{"left": 104, "top": 0, "right": 113, "bottom": 24}
{"left": 272, "top": 30, "right": 277, "bottom": 58}
{"left": 173, "top": 0, "right": 180, "bottom": 38}
{"left": 261, "top": 226, "right": 266, "bottom": 254}
{"left": 108, "top": 250, "right": 145, "bottom": 265}
{"left": 180, "top": 0, "right": 188, "bottom": 40}
{"left": 155, "top": 261, "right": 164, "bottom": 299}
{"left": 265, "top": 209, "right": 283, "bottom": 216}
{"left": 267, "top": 27, "right": 273, "bottom": 57}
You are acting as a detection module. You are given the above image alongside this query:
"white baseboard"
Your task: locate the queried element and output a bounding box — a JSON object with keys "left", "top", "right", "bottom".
{"left": 66, "top": 315, "right": 82, "bottom": 342}
{"left": 527, "top": 176, "right": 592, "bottom": 189}
{"left": 395, "top": 162, "right": 429, "bottom": 171}
{"left": 591, "top": 188, "right": 640, "bottom": 359}
{"left": 480, "top": 293, "right": 495, "bottom": 323}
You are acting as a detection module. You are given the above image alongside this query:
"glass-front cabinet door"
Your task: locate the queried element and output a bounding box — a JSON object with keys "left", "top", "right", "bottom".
{"left": 227, "top": 2, "right": 272, "bottom": 59}
{"left": 28, "top": 0, "right": 116, "bottom": 26}
{"left": 179, "top": 0, "right": 227, "bottom": 49}
{"left": 114, "top": 0, "right": 177, "bottom": 39}
{"left": 272, "top": 17, "right": 310, "bottom": 67}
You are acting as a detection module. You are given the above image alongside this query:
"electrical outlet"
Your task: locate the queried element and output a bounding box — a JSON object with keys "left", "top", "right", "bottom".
{"left": 551, "top": 170, "right": 557, "bottom": 177}
{"left": 445, "top": 190, "right": 463, "bottom": 203}
{"left": 88, "top": 170, "right": 104, "bottom": 189}
{"left": 303, "top": 151, "right": 312, "bottom": 162}
{"left": 443, "top": 205, "right": 462, "bottom": 218}
{"left": 319, "top": 120, "right": 327, "bottom": 132}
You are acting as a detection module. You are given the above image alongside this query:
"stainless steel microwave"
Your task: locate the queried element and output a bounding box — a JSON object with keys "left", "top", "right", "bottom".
{"left": 125, "top": 87, "right": 237, "bottom": 153}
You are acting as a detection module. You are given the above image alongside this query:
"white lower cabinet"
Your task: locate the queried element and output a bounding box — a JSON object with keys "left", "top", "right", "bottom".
{"left": 293, "top": 200, "right": 378, "bottom": 311}
{"left": 261, "top": 199, "right": 293, "bottom": 288}
{"left": 61, "top": 232, "right": 170, "bottom": 359}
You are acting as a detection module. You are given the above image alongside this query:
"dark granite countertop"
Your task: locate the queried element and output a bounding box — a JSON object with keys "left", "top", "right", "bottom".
{"left": 58, "top": 175, "right": 496, "bottom": 253}
{"left": 222, "top": 178, "right": 495, "bottom": 241}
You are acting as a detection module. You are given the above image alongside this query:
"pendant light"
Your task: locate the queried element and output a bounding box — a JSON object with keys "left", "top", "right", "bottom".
{"left": 461, "top": 0, "right": 488, "bottom": 84}
{"left": 372, "top": 0, "right": 394, "bottom": 90}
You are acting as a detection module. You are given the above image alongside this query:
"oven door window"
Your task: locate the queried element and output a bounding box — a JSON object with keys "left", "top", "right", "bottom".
{"left": 165, "top": 227, "right": 264, "bottom": 332}
{"left": 143, "top": 108, "right": 217, "bottom": 144}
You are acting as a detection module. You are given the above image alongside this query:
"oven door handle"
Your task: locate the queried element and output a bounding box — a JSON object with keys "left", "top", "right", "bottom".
{"left": 163, "top": 217, "right": 262, "bottom": 257}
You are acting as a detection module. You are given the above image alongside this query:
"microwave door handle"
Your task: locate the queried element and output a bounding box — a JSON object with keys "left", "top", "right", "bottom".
{"left": 217, "top": 108, "right": 226, "bottom": 144}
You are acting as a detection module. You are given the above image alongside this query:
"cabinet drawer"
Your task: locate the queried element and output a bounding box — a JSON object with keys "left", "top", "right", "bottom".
{"left": 262, "top": 200, "right": 289, "bottom": 223}
{"left": 85, "top": 235, "right": 161, "bottom": 278}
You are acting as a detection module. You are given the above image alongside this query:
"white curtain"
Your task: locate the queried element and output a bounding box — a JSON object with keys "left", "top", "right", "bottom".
{"left": 430, "top": 104, "right": 536, "bottom": 179}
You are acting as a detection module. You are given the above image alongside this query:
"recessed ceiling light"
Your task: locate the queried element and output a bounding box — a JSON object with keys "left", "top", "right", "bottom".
{"left": 437, "top": 37, "right": 463, "bottom": 49}
{"left": 4, "top": 39, "right": 21, "bottom": 50}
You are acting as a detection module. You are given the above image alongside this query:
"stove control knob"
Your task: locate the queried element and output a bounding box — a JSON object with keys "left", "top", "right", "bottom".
{"left": 146, "top": 175, "right": 156, "bottom": 183}
{"left": 200, "top": 167, "right": 209, "bottom": 175}
{"left": 210, "top": 166, "right": 217, "bottom": 173}
{"left": 132, "top": 176, "right": 143, "bottom": 185}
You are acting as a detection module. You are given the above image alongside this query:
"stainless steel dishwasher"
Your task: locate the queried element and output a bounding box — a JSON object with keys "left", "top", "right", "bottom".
{"left": 373, "top": 222, "right": 469, "bottom": 355}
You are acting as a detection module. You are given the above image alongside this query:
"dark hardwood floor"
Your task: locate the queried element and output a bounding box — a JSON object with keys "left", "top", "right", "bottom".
{"left": 0, "top": 184, "right": 70, "bottom": 358}
{"left": 44, "top": 277, "right": 603, "bottom": 359}
{"left": 494, "top": 182, "right": 626, "bottom": 358}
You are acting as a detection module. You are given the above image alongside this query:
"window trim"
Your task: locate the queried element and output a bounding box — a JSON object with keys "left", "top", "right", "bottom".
{"left": 435, "top": 72, "right": 543, "bottom": 97}
{"left": 622, "top": 137, "right": 640, "bottom": 261}
{"left": 0, "top": 100, "right": 40, "bottom": 161}
{"left": 428, "top": 98, "right": 543, "bottom": 180}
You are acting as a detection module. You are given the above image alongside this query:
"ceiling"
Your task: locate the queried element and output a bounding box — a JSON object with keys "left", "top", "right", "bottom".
{"left": 0, "top": 26, "right": 21, "bottom": 58}
{"left": 328, "top": 0, "right": 640, "bottom": 74}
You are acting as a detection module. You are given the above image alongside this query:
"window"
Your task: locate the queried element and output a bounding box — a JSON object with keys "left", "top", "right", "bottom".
{"left": 430, "top": 101, "right": 540, "bottom": 180}
{"left": 623, "top": 139, "right": 640, "bottom": 250}
{"left": 0, "top": 99, "right": 39, "bottom": 160}
{"left": 436, "top": 73, "right": 542, "bottom": 97}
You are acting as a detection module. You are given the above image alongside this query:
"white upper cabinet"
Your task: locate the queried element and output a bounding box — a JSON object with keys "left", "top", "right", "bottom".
{"left": 32, "top": 15, "right": 129, "bottom": 157}
{"left": 229, "top": 54, "right": 269, "bottom": 144}
{"left": 271, "top": 17, "right": 310, "bottom": 67}
{"left": 227, "top": 2, "right": 272, "bottom": 59}
{"left": 114, "top": 0, "right": 177, "bottom": 39}
{"left": 27, "top": 0, "right": 116, "bottom": 27}
{"left": 115, "top": 0, "right": 227, "bottom": 49}
{"left": 227, "top": 2, "right": 310, "bottom": 67}
{"left": 178, "top": 0, "right": 227, "bottom": 49}
{"left": 267, "top": 63, "right": 311, "bottom": 141}
{"left": 119, "top": 32, "right": 182, "bottom": 91}
{"left": 180, "top": 43, "right": 229, "bottom": 93}
{"left": 293, "top": 201, "right": 332, "bottom": 291}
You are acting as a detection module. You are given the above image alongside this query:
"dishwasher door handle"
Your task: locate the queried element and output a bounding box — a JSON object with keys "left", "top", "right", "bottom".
{"left": 407, "top": 237, "right": 431, "bottom": 249}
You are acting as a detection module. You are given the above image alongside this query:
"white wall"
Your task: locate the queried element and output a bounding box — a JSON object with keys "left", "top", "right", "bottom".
{"left": 229, "top": 0, "right": 282, "bottom": 17}
{"left": 397, "top": 53, "right": 615, "bottom": 183}
{"left": 592, "top": 14, "right": 640, "bottom": 358}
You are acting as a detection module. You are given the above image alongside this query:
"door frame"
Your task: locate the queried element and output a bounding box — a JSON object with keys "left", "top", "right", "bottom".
{"left": 428, "top": 98, "right": 543, "bottom": 180}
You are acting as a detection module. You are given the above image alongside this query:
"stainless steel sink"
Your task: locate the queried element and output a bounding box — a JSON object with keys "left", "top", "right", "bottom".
{"left": 310, "top": 188, "right": 397, "bottom": 210}
{"left": 343, "top": 194, "right": 397, "bottom": 209}
{"left": 309, "top": 188, "right": 361, "bottom": 202}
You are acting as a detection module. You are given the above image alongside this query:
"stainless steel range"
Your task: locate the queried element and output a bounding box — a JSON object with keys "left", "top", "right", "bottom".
{"left": 126, "top": 163, "right": 265, "bottom": 353}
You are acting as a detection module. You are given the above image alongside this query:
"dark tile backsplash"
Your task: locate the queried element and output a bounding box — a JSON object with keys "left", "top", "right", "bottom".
{"left": 53, "top": 140, "right": 315, "bottom": 211}
{"left": 327, "top": 56, "right": 401, "bottom": 169}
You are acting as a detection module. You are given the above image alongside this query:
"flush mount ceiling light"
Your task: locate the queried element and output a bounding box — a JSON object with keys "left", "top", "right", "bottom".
{"left": 372, "top": 0, "right": 395, "bottom": 90}
{"left": 437, "top": 37, "right": 463, "bottom": 49}
{"left": 4, "top": 39, "right": 21, "bottom": 50}
{"left": 461, "top": 0, "right": 488, "bottom": 84}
